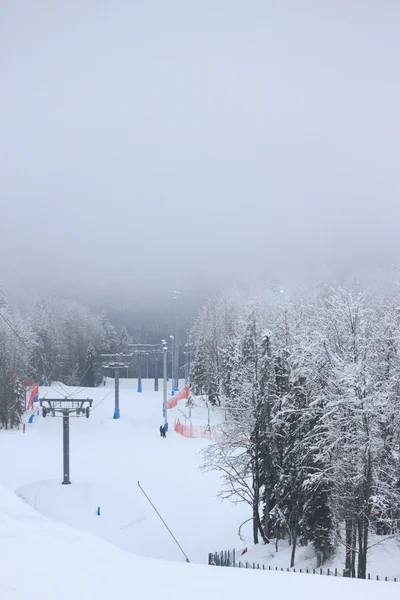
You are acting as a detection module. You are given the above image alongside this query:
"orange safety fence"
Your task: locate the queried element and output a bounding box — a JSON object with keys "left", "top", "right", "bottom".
{"left": 167, "top": 385, "right": 189, "bottom": 409}
{"left": 26, "top": 385, "right": 39, "bottom": 411}
{"left": 174, "top": 418, "right": 220, "bottom": 441}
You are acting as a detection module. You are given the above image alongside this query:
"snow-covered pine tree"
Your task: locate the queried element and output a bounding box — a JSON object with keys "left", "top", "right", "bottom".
{"left": 368, "top": 298, "right": 400, "bottom": 537}
{"left": 0, "top": 291, "right": 33, "bottom": 428}
{"left": 118, "top": 326, "right": 129, "bottom": 354}
{"left": 242, "top": 301, "right": 269, "bottom": 544}
{"left": 31, "top": 296, "right": 62, "bottom": 382}
{"left": 258, "top": 328, "right": 281, "bottom": 543}
{"left": 100, "top": 311, "right": 118, "bottom": 355}
{"left": 83, "top": 343, "right": 96, "bottom": 387}
{"left": 189, "top": 337, "right": 211, "bottom": 397}
{"left": 190, "top": 293, "right": 242, "bottom": 406}
{"left": 10, "top": 378, "right": 26, "bottom": 428}
{"left": 220, "top": 322, "right": 243, "bottom": 415}
{"left": 0, "top": 285, "right": 8, "bottom": 310}
{"left": 318, "top": 287, "right": 379, "bottom": 578}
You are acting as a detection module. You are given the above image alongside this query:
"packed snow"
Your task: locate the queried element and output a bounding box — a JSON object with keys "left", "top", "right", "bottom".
{"left": 2, "top": 481, "right": 399, "bottom": 600}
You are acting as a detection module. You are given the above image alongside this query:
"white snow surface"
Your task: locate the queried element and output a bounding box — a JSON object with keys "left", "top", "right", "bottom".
{"left": 2, "top": 484, "right": 399, "bottom": 600}
{"left": 5, "top": 380, "right": 246, "bottom": 564}
{"left": 0, "top": 379, "right": 399, "bottom": 598}
{"left": 240, "top": 536, "right": 400, "bottom": 581}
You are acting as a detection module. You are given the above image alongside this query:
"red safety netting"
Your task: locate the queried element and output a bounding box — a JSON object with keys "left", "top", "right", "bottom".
{"left": 174, "top": 418, "right": 220, "bottom": 441}
{"left": 167, "top": 385, "right": 189, "bottom": 409}
{"left": 26, "top": 385, "right": 39, "bottom": 411}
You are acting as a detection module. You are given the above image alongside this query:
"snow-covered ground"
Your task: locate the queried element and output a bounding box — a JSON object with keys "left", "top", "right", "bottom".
{"left": 0, "top": 379, "right": 399, "bottom": 597}
{"left": 1, "top": 379, "right": 248, "bottom": 564}
{"left": 1, "top": 482, "right": 399, "bottom": 600}
{"left": 239, "top": 535, "right": 400, "bottom": 581}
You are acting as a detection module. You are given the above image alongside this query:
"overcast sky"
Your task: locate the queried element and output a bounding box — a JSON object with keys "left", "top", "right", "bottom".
{"left": 1, "top": 1, "right": 399, "bottom": 310}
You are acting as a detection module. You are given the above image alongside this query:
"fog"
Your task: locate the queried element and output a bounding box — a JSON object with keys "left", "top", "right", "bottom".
{"left": 1, "top": 1, "right": 400, "bottom": 315}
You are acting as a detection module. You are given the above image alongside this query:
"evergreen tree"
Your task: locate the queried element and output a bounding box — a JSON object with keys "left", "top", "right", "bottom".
{"left": 189, "top": 338, "right": 210, "bottom": 396}
{"left": 0, "top": 290, "right": 33, "bottom": 428}
{"left": 119, "top": 326, "right": 129, "bottom": 353}
{"left": 259, "top": 329, "right": 278, "bottom": 541}
{"left": 100, "top": 311, "right": 118, "bottom": 354}
{"left": 0, "top": 285, "right": 8, "bottom": 310}
{"left": 10, "top": 378, "right": 26, "bottom": 429}
{"left": 83, "top": 343, "right": 96, "bottom": 387}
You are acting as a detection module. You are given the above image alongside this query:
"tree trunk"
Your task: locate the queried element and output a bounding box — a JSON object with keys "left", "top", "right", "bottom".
{"left": 345, "top": 519, "right": 352, "bottom": 576}
{"left": 252, "top": 509, "right": 259, "bottom": 543}
{"left": 358, "top": 451, "right": 372, "bottom": 579}
{"left": 364, "top": 452, "right": 372, "bottom": 567}
{"left": 252, "top": 426, "right": 268, "bottom": 545}
{"left": 357, "top": 518, "right": 368, "bottom": 579}
{"left": 351, "top": 523, "right": 357, "bottom": 578}
{"left": 253, "top": 482, "right": 259, "bottom": 544}
{"left": 263, "top": 489, "right": 270, "bottom": 539}
{"left": 290, "top": 524, "right": 298, "bottom": 568}
{"left": 256, "top": 506, "right": 268, "bottom": 544}
{"left": 361, "top": 517, "right": 369, "bottom": 579}
{"left": 357, "top": 519, "right": 364, "bottom": 579}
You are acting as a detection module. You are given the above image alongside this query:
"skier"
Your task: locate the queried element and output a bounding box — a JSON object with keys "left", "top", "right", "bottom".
{"left": 161, "top": 425, "right": 166, "bottom": 438}
{"left": 159, "top": 425, "right": 163, "bottom": 437}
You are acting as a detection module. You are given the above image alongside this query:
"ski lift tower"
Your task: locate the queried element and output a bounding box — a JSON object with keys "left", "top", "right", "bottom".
{"left": 128, "top": 342, "right": 168, "bottom": 429}
{"left": 40, "top": 397, "right": 93, "bottom": 485}
{"left": 101, "top": 353, "right": 133, "bottom": 419}
{"left": 128, "top": 343, "right": 165, "bottom": 393}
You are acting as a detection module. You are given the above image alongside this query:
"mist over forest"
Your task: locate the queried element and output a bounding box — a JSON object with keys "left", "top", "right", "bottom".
{"left": 1, "top": 2, "right": 400, "bottom": 324}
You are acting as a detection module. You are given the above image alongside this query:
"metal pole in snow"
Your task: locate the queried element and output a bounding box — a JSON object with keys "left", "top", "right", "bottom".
{"left": 169, "top": 335, "right": 174, "bottom": 394}
{"left": 173, "top": 291, "right": 181, "bottom": 389}
{"left": 154, "top": 355, "right": 159, "bottom": 392}
{"left": 137, "top": 353, "right": 142, "bottom": 392}
{"left": 137, "top": 481, "right": 190, "bottom": 563}
{"left": 62, "top": 410, "right": 71, "bottom": 484}
{"left": 114, "top": 367, "right": 120, "bottom": 418}
{"left": 162, "top": 341, "right": 168, "bottom": 427}
{"left": 184, "top": 351, "right": 189, "bottom": 386}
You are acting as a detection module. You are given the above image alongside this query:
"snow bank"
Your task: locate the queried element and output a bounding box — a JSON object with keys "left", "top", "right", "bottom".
{"left": 226, "top": 535, "right": 400, "bottom": 581}
{"left": 1, "top": 484, "right": 399, "bottom": 600}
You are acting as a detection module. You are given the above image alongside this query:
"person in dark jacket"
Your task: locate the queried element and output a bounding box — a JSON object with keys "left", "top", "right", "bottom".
{"left": 159, "top": 425, "right": 163, "bottom": 437}
{"left": 161, "top": 425, "right": 166, "bottom": 438}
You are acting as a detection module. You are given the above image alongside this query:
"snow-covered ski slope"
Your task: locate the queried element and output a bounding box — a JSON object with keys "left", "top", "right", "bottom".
{"left": 3, "top": 484, "right": 397, "bottom": 600}
{"left": 1, "top": 379, "right": 247, "bottom": 564}
{"left": 0, "top": 380, "right": 399, "bottom": 598}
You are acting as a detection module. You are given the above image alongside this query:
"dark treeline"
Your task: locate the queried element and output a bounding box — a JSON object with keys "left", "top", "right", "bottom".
{"left": 190, "top": 285, "right": 400, "bottom": 577}
{"left": 0, "top": 288, "right": 133, "bottom": 428}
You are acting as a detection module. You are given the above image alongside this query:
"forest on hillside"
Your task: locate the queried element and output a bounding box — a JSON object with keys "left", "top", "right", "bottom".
{"left": 0, "top": 288, "right": 129, "bottom": 428}
{"left": 189, "top": 284, "right": 400, "bottom": 577}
